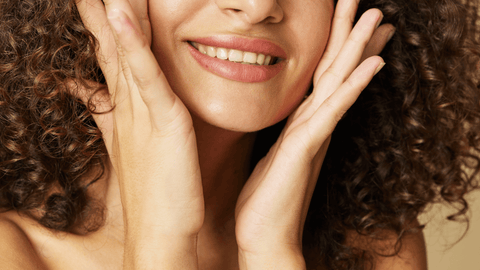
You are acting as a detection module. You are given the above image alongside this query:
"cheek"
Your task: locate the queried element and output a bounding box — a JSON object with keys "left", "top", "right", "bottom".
{"left": 148, "top": 0, "right": 204, "bottom": 38}
{"left": 148, "top": 0, "right": 209, "bottom": 74}
{"left": 268, "top": 5, "right": 333, "bottom": 122}
{"left": 146, "top": 0, "right": 335, "bottom": 132}
{"left": 149, "top": 0, "right": 200, "bottom": 19}
{"left": 294, "top": 6, "right": 333, "bottom": 66}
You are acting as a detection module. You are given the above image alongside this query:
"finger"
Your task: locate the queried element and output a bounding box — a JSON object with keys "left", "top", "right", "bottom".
{"left": 106, "top": 9, "right": 179, "bottom": 128}
{"left": 103, "top": 0, "right": 144, "bottom": 39}
{"left": 314, "top": 0, "right": 359, "bottom": 81}
{"left": 312, "top": 9, "right": 383, "bottom": 104}
{"left": 128, "top": 0, "right": 152, "bottom": 44}
{"left": 360, "top": 24, "right": 396, "bottom": 63}
{"left": 75, "top": 0, "right": 118, "bottom": 86}
{"left": 309, "top": 56, "right": 385, "bottom": 152}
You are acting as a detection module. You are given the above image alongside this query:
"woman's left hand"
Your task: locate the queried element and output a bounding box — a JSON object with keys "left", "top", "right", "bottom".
{"left": 234, "top": 0, "right": 395, "bottom": 268}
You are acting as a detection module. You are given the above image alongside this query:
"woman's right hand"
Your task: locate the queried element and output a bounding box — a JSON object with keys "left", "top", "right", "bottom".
{"left": 76, "top": 0, "right": 204, "bottom": 268}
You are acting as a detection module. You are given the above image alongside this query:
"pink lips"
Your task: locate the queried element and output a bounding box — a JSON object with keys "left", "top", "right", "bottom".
{"left": 187, "top": 36, "right": 287, "bottom": 83}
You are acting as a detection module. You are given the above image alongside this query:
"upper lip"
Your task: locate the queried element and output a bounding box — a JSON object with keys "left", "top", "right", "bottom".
{"left": 187, "top": 35, "right": 287, "bottom": 59}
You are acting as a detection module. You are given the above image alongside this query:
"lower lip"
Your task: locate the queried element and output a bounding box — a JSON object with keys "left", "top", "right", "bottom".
{"left": 187, "top": 44, "right": 286, "bottom": 83}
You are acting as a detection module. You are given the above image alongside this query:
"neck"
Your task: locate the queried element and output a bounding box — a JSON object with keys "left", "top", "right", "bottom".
{"left": 193, "top": 115, "right": 257, "bottom": 228}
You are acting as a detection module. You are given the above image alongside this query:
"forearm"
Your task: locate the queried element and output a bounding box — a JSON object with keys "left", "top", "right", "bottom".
{"left": 238, "top": 248, "right": 307, "bottom": 270}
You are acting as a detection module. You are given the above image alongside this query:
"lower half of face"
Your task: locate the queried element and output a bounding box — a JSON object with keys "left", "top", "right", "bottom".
{"left": 148, "top": 0, "right": 334, "bottom": 132}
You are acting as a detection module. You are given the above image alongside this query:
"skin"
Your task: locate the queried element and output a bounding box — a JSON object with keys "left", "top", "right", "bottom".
{"left": 0, "top": 0, "right": 427, "bottom": 269}
{"left": 147, "top": 0, "right": 331, "bottom": 131}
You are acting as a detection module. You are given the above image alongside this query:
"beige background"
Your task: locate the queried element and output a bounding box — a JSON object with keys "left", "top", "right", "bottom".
{"left": 420, "top": 189, "right": 480, "bottom": 270}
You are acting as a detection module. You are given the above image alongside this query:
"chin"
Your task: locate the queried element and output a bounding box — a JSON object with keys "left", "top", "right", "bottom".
{"left": 188, "top": 91, "right": 305, "bottom": 133}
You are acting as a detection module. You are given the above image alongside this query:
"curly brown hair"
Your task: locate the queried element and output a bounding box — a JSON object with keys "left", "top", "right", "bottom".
{"left": 0, "top": 0, "right": 106, "bottom": 231}
{"left": 1, "top": 0, "right": 480, "bottom": 269}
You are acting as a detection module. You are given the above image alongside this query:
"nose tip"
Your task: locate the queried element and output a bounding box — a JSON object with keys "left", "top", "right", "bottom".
{"left": 242, "top": 1, "right": 284, "bottom": 24}
{"left": 216, "top": 0, "right": 284, "bottom": 25}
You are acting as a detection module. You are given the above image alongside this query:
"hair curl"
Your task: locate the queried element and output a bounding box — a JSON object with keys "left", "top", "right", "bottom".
{"left": 302, "top": 0, "right": 480, "bottom": 269}
{"left": 0, "top": 0, "right": 106, "bottom": 232}
{"left": 1, "top": 0, "right": 480, "bottom": 269}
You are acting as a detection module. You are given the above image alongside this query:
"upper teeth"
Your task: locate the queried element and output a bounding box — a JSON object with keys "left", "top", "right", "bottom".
{"left": 191, "top": 42, "right": 275, "bottom": 65}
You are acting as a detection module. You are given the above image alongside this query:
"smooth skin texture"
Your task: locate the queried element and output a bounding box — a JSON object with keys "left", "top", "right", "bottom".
{"left": 0, "top": 0, "right": 426, "bottom": 269}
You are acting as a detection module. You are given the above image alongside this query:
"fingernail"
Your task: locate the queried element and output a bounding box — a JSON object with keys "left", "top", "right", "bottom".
{"left": 376, "top": 13, "right": 384, "bottom": 28}
{"left": 374, "top": 62, "right": 386, "bottom": 75}
{"left": 387, "top": 27, "right": 396, "bottom": 42}
{"left": 107, "top": 9, "right": 124, "bottom": 34}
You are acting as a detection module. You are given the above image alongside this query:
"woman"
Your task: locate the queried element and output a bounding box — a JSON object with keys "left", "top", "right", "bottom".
{"left": 0, "top": 0, "right": 479, "bottom": 269}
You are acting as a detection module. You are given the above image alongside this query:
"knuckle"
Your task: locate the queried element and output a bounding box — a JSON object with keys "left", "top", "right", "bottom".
{"left": 348, "top": 33, "right": 370, "bottom": 47}
{"left": 333, "top": 10, "right": 354, "bottom": 24}
{"left": 321, "top": 51, "right": 337, "bottom": 63}
{"left": 323, "top": 67, "right": 339, "bottom": 79}
{"left": 345, "top": 77, "right": 356, "bottom": 89}
{"left": 322, "top": 99, "right": 345, "bottom": 124}
{"left": 134, "top": 68, "right": 162, "bottom": 89}
{"left": 322, "top": 99, "right": 336, "bottom": 112}
{"left": 323, "top": 68, "right": 343, "bottom": 85}
{"left": 333, "top": 13, "right": 347, "bottom": 22}
{"left": 121, "top": 32, "right": 149, "bottom": 54}
{"left": 346, "top": 74, "right": 369, "bottom": 90}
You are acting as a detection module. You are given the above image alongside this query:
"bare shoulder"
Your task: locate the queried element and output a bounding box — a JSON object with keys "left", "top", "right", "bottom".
{"left": 346, "top": 219, "right": 428, "bottom": 270}
{"left": 0, "top": 215, "right": 47, "bottom": 270}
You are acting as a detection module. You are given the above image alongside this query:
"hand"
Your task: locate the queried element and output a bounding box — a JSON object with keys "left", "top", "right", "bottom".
{"left": 234, "top": 0, "right": 395, "bottom": 268}
{"left": 76, "top": 0, "right": 204, "bottom": 268}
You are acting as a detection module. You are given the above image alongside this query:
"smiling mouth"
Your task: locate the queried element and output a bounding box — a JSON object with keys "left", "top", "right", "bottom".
{"left": 188, "top": 41, "right": 281, "bottom": 66}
